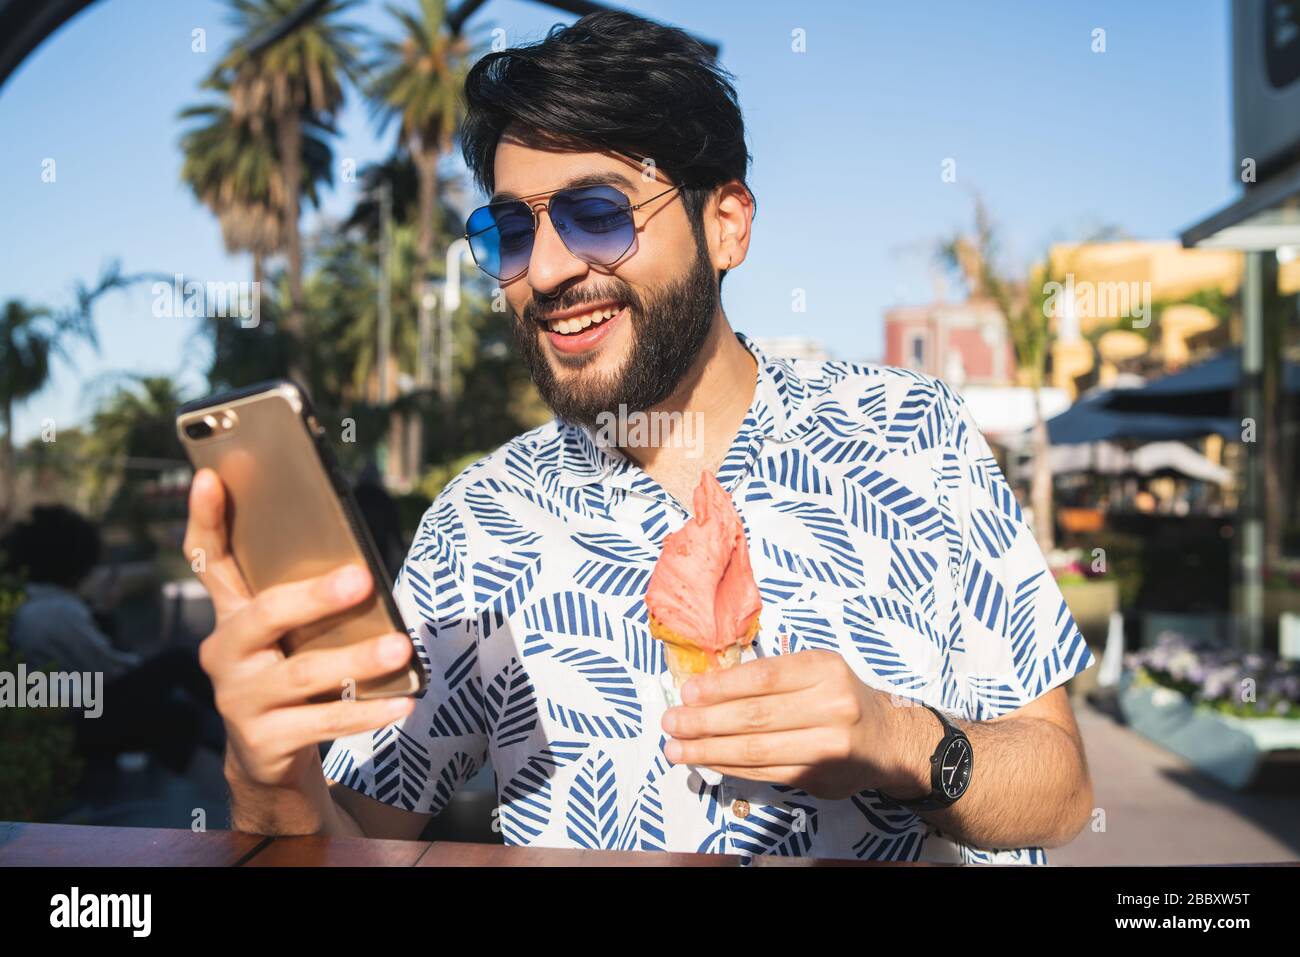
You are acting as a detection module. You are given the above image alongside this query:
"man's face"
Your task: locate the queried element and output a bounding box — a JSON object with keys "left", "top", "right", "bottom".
{"left": 491, "top": 133, "right": 720, "bottom": 427}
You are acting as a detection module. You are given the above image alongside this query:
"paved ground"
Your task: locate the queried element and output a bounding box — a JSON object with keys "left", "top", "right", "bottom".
{"left": 1051, "top": 696, "right": 1300, "bottom": 865}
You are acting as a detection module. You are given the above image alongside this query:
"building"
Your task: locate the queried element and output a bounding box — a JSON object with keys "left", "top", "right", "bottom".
{"left": 883, "top": 299, "right": 1014, "bottom": 388}
{"left": 1045, "top": 240, "right": 1242, "bottom": 399}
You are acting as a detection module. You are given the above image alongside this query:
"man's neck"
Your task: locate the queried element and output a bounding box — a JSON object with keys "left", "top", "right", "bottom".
{"left": 619, "top": 315, "right": 758, "bottom": 508}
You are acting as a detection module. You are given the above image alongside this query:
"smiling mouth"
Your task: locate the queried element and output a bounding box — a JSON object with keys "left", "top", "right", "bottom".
{"left": 541, "top": 301, "right": 627, "bottom": 335}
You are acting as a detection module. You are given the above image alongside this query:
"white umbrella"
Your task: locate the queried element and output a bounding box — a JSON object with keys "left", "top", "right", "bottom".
{"left": 1045, "top": 441, "right": 1232, "bottom": 484}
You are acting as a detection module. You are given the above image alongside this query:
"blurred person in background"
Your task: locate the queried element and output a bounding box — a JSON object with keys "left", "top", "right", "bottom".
{"left": 1, "top": 505, "right": 222, "bottom": 773}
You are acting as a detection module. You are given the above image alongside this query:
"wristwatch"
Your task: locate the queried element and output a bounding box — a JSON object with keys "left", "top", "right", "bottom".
{"left": 878, "top": 704, "right": 973, "bottom": 811}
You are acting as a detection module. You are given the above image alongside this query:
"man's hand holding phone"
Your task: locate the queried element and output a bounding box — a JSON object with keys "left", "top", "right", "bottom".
{"left": 184, "top": 467, "right": 416, "bottom": 835}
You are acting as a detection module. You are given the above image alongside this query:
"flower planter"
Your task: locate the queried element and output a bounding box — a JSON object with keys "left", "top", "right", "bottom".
{"left": 1057, "top": 581, "right": 1119, "bottom": 701}
{"left": 1117, "top": 671, "right": 1300, "bottom": 789}
{"left": 1058, "top": 580, "right": 1120, "bottom": 644}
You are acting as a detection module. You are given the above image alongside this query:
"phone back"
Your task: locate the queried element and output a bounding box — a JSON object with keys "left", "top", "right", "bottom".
{"left": 177, "top": 382, "right": 424, "bottom": 699}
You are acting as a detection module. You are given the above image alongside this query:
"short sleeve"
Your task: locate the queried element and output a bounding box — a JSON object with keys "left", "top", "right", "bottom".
{"left": 938, "top": 393, "right": 1095, "bottom": 719}
{"left": 322, "top": 519, "right": 488, "bottom": 815}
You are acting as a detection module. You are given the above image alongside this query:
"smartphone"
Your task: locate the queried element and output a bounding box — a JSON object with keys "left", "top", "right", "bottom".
{"left": 176, "top": 380, "right": 427, "bottom": 699}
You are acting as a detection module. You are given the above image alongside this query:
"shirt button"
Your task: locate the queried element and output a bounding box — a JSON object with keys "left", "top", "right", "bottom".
{"left": 731, "top": 799, "right": 750, "bottom": 819}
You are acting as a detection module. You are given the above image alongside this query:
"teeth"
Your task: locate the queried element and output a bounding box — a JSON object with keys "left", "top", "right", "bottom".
{"left": 546, "top": 304, "right": 622, "bottom": 335}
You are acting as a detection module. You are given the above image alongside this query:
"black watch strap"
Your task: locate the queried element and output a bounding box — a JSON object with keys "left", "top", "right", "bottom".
{"left": 878, "top": 704, "right": 970, "bottom": 812}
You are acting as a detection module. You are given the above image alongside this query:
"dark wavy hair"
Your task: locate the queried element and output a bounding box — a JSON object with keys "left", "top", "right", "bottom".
{"left": 460, "top": 10, "right": 754, "bottom": 283}
{"left": 0, "top": 505, "right": 102, "bottom": 588}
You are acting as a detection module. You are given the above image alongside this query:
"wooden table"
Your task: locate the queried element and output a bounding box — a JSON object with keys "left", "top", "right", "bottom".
{"left": 0, "top": 822, "right": 949, "bottom": 866}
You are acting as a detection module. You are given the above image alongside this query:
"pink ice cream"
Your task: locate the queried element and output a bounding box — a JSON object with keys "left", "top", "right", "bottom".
{"left": 644, "top": 470, "right": 762, "bottom": 652}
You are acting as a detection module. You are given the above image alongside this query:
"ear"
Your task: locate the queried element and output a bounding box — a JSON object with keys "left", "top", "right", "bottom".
{"left": 708, "top": 181, "right": 755, "bottom": 275}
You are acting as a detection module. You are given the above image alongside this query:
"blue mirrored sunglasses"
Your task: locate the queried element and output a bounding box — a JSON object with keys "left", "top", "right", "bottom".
{"left": 464, "top": 182, "right": 684, "bottom": 282}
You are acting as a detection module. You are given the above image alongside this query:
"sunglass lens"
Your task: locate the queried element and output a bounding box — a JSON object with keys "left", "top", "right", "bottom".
{"left": 549, "top": 185, "right": 635, "bottom": 266}
{"left": 467, "top": 201, "right": 533, "bottom": 280}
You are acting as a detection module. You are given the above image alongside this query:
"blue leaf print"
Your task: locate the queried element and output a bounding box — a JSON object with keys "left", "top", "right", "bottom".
{"left": 471, "top": 550, "right": 542, "bottom": 617}
{"left": 615, "top": 743, "right": 671, "bottom": 852}
{"left": 465, "top": 480, "right": 543, "bottom": 547}
{"left": 757, "top": 447, "right": 833, "bottom": 495}
{"left": 372, "top": 724, "right": 434, "bottom": 811}
{"left": 486, "top": 657, "right": 538, "bottom": 748}
{"left": 566, "top": 748, "right": 620, "bottom": 848}
{"left": 730, "top": 800, "right": 819, "bottom": 858}
{"left": 499, "top": 740, "right": 587, "bottom": 845}
{"left": 959, "top": 550, "right": 1010, "bottom": 636}
{"left": 780, "top": 601, "right": 838, "bottom": 652}
{"left": 887, "top": 539, "right": 941, "bottom": 596}
{"left": 842, "top": 467, "right": 945, "bottom": 541}
{"left": 543, "top": 647, "right": 642, "bottom": 739}
{"left": 772, "top": 500, "right": 864, "bottom": 584}
{"left": 523, "top": 589, "right": 615, "bottom": 642}
{"left": 851, "top": 792, "right": 925, "bottom": 861}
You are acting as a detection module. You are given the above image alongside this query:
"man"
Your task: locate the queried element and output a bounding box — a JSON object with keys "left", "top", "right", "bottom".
{"left": 5, "top": 505, "right": 220, "bottom": 772}
{"left": 186, "top": 11, "right": 1095, "bottom": 863}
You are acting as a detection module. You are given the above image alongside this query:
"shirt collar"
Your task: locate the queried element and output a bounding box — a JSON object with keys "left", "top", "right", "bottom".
{"left": 551, "top": 331, "right": 816, "bottom": 490}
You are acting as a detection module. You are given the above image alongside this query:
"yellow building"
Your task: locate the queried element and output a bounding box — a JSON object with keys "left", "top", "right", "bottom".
{"left": 1045, "top": 241, "right": 1243, "bottom": 398}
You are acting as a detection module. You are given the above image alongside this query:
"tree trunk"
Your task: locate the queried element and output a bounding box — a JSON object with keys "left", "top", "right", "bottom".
{"left": 416, "top": 145, "right": 439, "bottom": 274}
{"left": 407, "top": 145, "right": 442, "bottom": 480}
{"left": 278, "top": 110, "right": 304, "bottom": 384}
{"left": 1030, "top": 385, "right": 1055, "bottom": 553}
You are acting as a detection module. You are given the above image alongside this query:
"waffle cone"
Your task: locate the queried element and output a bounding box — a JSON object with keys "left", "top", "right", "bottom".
{"left": 649, "top": 612, "right": 760, "bottom": 688}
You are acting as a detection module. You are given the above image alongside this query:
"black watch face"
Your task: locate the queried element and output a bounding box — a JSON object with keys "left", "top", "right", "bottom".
{"left": 939, "top": 737, "right": 972, "bottom": 799}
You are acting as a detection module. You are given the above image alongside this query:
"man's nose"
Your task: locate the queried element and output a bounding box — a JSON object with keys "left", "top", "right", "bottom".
{"left": 526, "top": 207, "right": 588, "bottom": 295}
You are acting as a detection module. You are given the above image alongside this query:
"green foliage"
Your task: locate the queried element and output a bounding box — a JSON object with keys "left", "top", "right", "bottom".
{"left": 0, "top": 571, "right": 83, "bottom": 822}
{"left": 1076, "top": 530, "right": 1144, "bottom": 609}
{"left": 82, "top": 375, "right": 189, "bottom": 523}
{"left": 416, "top": 449, "right": 491, "bottom": 501}
{"left": 213, "top": 0, "right": 366, "bottom": 120}
{"left": 368, "top": 0, "right": 474, "bottom": 156}
{"left": 179, "top": 75, "right": 336, "bottom": 261}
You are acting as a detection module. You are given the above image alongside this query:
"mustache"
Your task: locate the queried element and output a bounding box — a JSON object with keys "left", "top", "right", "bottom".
{"left": 520, "top": 282, "right": 642, "bottom": 324}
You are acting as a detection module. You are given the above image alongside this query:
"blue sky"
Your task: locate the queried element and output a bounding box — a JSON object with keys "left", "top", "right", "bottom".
{"left": 0, "top": 0, "right": 1235, "bottom": 441}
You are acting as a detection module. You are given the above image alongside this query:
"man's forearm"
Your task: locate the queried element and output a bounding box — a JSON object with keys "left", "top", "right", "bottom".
{"left": 225, "top": 749, "right": 365, "bottom": 838}
{"left": 884, "top": 705, "right": 1093, "bottom": 849}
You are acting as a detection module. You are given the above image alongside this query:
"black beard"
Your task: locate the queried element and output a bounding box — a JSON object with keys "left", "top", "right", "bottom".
{"left": 510, "top": 243, "right": 719, "bottom": 429}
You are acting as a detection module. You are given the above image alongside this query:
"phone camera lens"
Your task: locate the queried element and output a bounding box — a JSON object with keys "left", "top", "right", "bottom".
{"left": 185, "top": 421, "right": 214, "bottom": 440}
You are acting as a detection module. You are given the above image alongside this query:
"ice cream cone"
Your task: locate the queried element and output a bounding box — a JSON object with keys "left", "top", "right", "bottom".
{"left": 650, "top": 611, "right": 759, "bottom": 688}
{"left": 644, "top": 470, "right": 763, "bottom": 707}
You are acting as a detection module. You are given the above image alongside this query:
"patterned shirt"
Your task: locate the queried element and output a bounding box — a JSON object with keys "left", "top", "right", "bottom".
{"left": 323, "top": 332, "right": 1094, "bottom": 863}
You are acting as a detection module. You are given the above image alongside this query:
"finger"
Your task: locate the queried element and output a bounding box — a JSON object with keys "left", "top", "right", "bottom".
{"left": 663, "top": 685, "right": 839, "bottom": 738}
{"left": 665, "top": 727, "right": 849, "bottom": 769}
{"left": 265, "top": 695, "right": 417, "bottom": 753}
{"left": 183, "top": 468, "right": 251, "bottom": 617}
{"left": 221, "top": 562, "right": 374, "bottom": 660}
{"left": 699, "top": 765, "right": 814, "bottom": 786}
{"left": 251, "top": 633, "right": 414, "bottom": 709}
{"left": 680, "top": 651, "right": 825, "bottom": 706}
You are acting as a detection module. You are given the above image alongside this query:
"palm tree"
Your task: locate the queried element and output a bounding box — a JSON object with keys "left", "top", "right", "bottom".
{"left": 937, "top": 197, "right": 1056, "bottom": 551}
{"left": 0, "top": 301, "right": 55, "bottom": 518}
{"left": 368, "top": 1, "right": 476, "bottom": 479}
{"left": 83, "top": 376, "right": 189, "bottom": 519}
{"left": 179, "top": 76, "right": 335, "bottom": 288}
{"left": 0, "top": 264, "right": 139, "bottom": 519}
{"left": 212, "top": 0, "right": 364, "bottom": 378}
{"left": 369, "top": 0, "right": 473, "bottom": 285}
